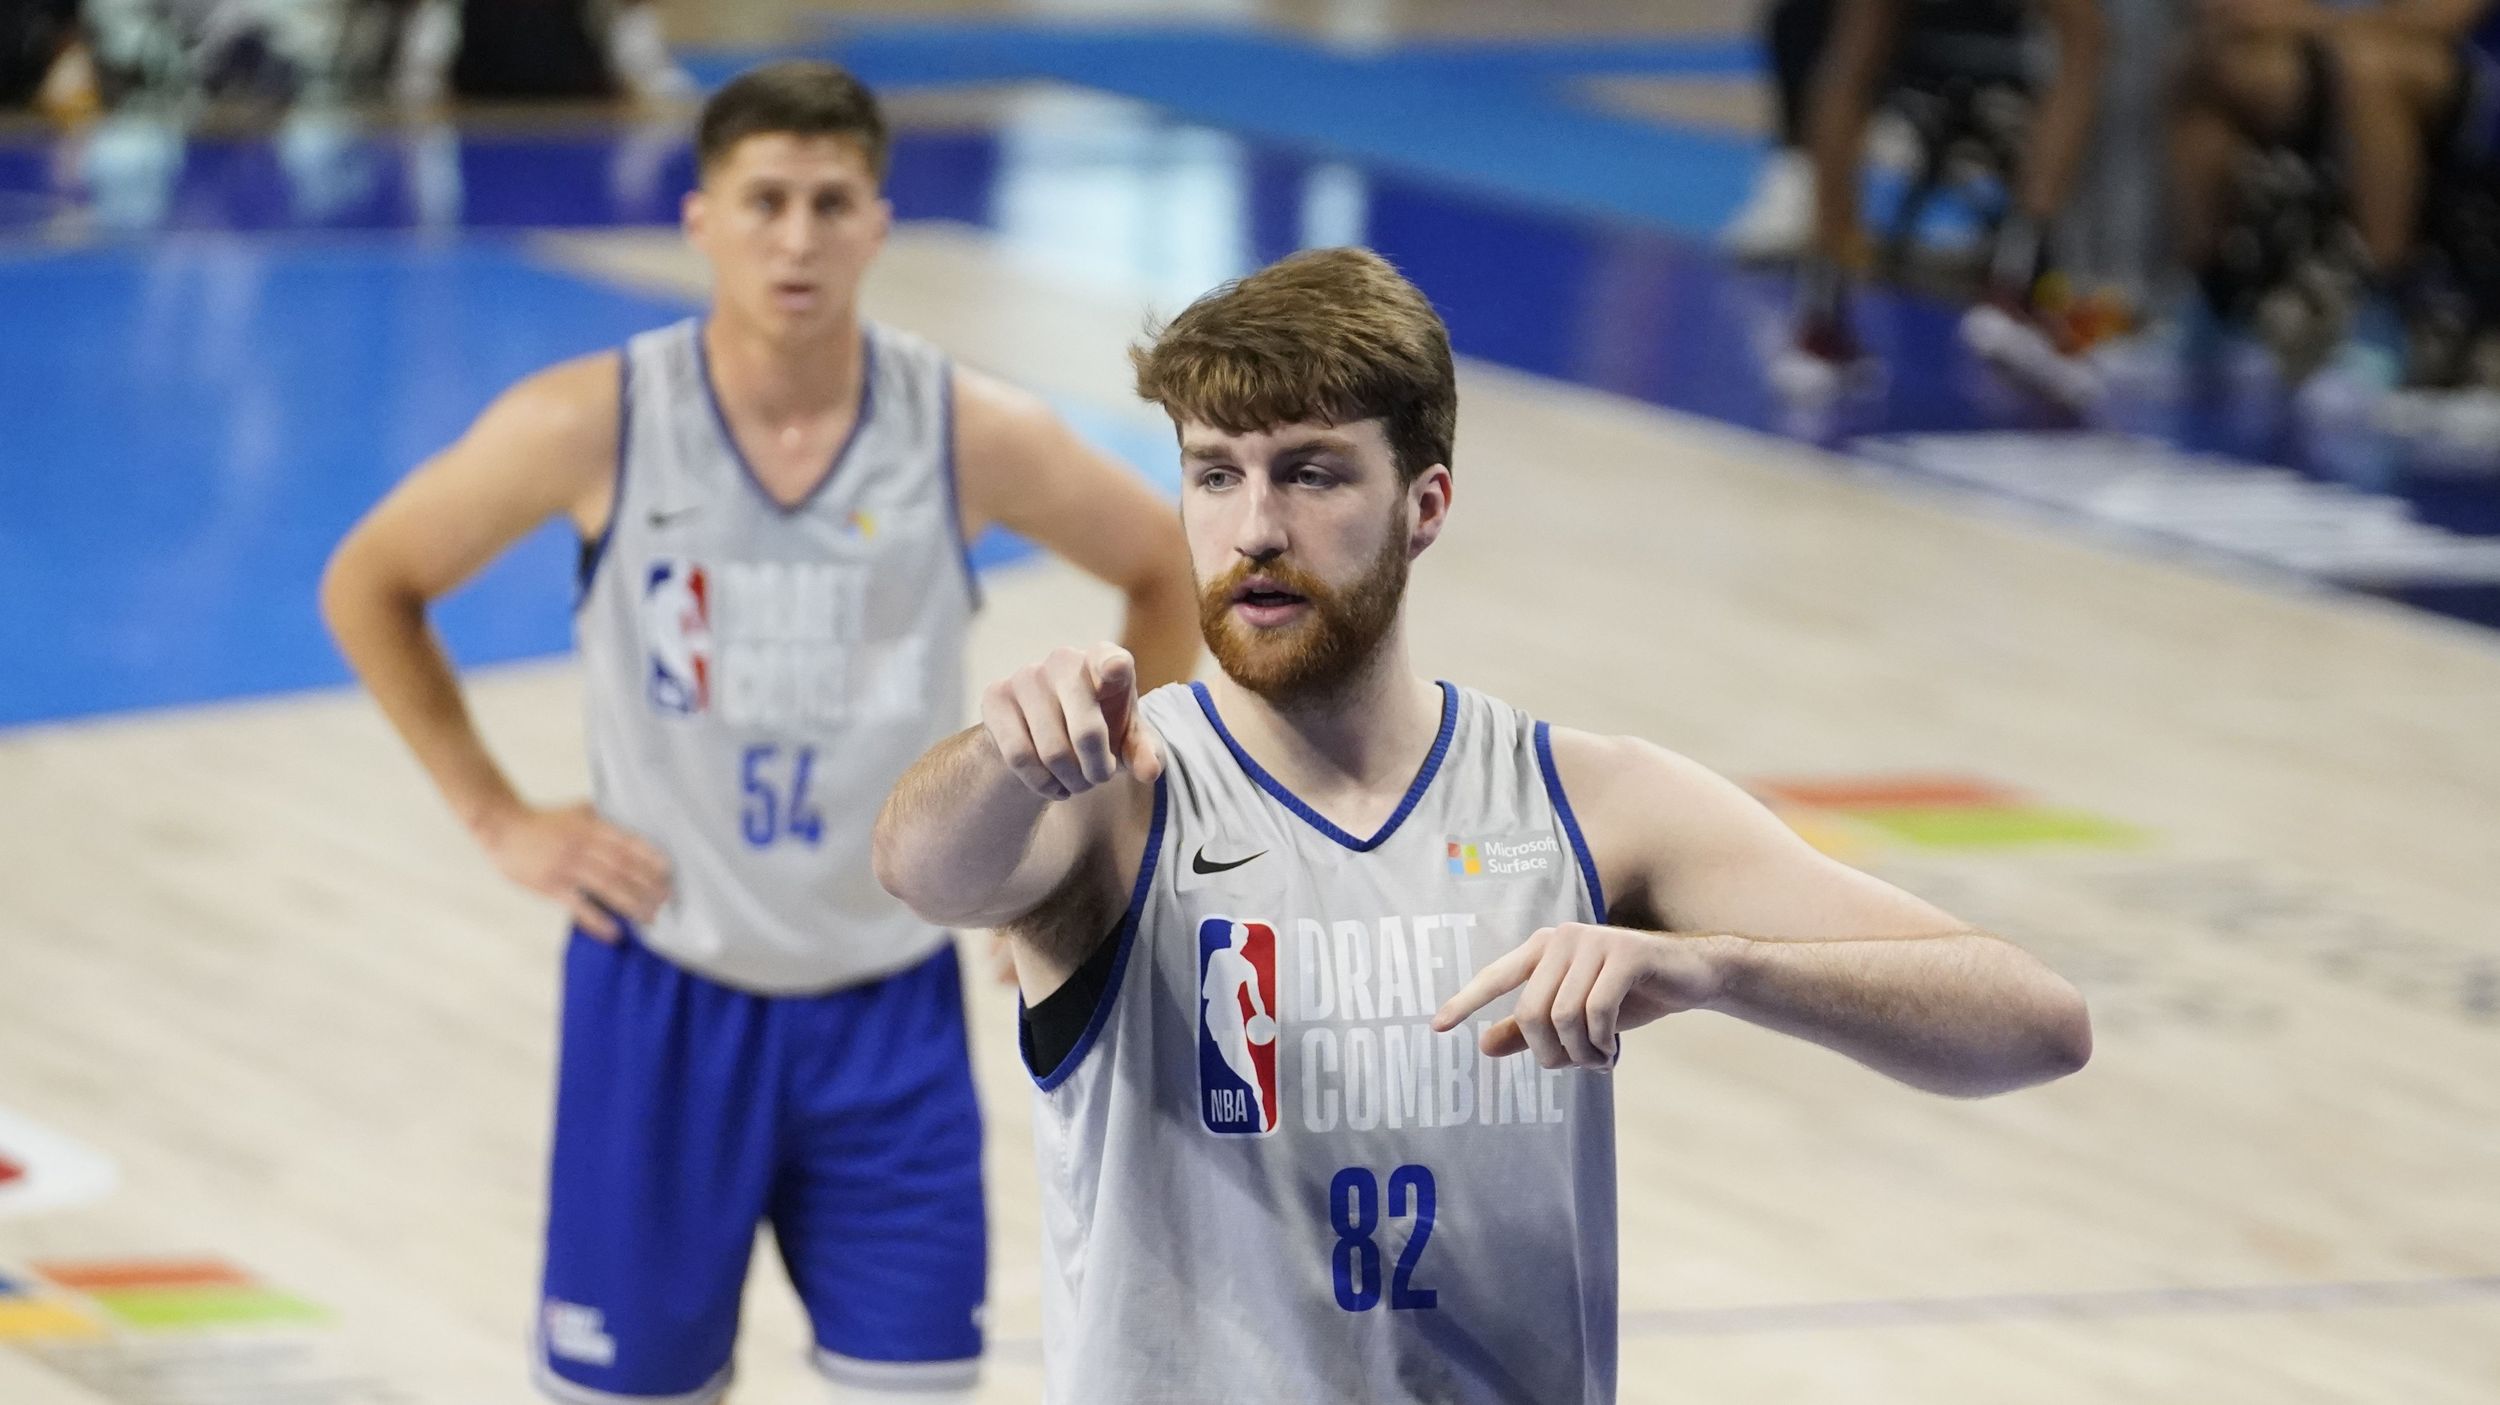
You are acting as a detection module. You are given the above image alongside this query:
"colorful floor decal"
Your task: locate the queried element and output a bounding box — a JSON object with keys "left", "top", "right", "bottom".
{"left": 0, "top": 1272, "right": 107, "bottom": 1343}
{"left": 35, "top": 1260, "right": 326, "bottom": 1333}
{"left": 1755, "top": 774, "right": 2150, "bottom": 854}
{"left": 2, "top": 1257, "right": 404, "bottom": 1404}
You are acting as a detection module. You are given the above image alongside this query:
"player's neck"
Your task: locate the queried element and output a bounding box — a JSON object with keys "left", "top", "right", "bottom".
{"left": 701, "top": 309, "right": 865, "bottom": 426}
{"left": 1206, "top": 637, "right": 1441, "bottom": 802}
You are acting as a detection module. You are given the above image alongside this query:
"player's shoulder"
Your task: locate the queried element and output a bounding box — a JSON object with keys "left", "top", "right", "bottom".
{"left": 865, "top": 317, "right": 946, "bottom": 364}
{"left": 1536, "top": 723, "right": 1795, "bottom": 918}
{"left": 481, "top": 350, "right": 622, "bottom": 439}
{"left": 1542, "top": 723, "right": 1661, "bottom": 784}
{"left": 506, "top": 349, "right": 624, "bottom": 423}
{"left": 1540, "top": 725, "right": 1749, "bottom": 825}
{"left": 949, "top": 359, "right": 1059, "bottom": 444}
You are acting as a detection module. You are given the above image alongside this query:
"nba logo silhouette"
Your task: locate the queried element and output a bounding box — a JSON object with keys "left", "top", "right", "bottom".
{"left": 642, "top": 559, "right": 712, "bottom": 714}
{"left": 1197, "top": 917, "right": 1280, "bottom": 1135}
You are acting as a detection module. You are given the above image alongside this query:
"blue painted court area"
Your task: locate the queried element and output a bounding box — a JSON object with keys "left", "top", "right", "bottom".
{"left": 0, "top": 240, "right": 676, "bottom": 725}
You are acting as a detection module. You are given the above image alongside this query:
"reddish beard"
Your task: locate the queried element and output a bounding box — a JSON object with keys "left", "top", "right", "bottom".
{"left": 1197, "top": 525, "right": 1409, "bottom": 705}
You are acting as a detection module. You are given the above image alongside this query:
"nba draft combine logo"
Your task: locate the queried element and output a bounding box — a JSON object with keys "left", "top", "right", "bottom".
{"left": 637, "top": 557, "right": 926, "bottom": 727}
{"left": 1196, "top": 915, "right": 1576, "bottom": 1136}
{"left": 642, "top": 559, "right": 713, "bottom": 714}
{"left": 1198, "top": 918, "right": 1281, "bottom": 1134}
{"left": 1445, "top": 832, "right": 1557, "bottom": 879}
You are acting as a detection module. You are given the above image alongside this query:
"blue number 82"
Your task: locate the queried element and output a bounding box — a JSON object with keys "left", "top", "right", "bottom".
{"left": 1329, "top": 1164, "right": 1438, "bottom": 1312}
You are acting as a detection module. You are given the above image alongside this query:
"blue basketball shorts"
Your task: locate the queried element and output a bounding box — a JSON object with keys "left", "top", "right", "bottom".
{"left": 533, "top": 933, "right": 985, "bottom": 1403}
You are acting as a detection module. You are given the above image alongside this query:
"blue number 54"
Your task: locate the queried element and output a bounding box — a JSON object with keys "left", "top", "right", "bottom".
{"left": 740, "top": 744, "right": 824, "bottom": 848}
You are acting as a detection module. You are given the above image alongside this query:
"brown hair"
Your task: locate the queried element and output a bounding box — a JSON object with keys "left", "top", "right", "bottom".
{"left": 1131, "top": 247, "right": 1455, "bottom": 482}
{"left": 697, "top": 60, "right": 889, "bottom": 179}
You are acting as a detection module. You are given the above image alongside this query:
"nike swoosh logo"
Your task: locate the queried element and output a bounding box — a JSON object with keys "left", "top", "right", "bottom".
{"left": 648, "top": 506, "right": 702, "bottom": 528}
{"left": 1192, "top": 845, "right": 1266, "bottom": 876}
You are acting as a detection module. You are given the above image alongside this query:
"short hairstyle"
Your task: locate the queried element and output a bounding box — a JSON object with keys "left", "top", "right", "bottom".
{"left": 696, "top": 60, "right": 889, "bottom": 179}
{"left": 1130, "top": 247, "right": 1456, "bottom": 482}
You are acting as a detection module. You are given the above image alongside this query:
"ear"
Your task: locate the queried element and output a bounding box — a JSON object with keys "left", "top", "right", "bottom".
{"left": 1407, "top": 464, "right": 1453, "bottom": 556}
{"left": 681, "top": 185, "right": 707, "bottom": 243}
{"left": 868, "top": 193, "right": 893, "bottom": 253}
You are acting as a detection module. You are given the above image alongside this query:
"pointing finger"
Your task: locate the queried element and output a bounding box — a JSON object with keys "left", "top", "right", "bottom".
{"left": 1087, "top": 644, "right": 1137, "bottom": 707}
{"left": 1433, "top": 928, "right": 1547, "bottom": 1031}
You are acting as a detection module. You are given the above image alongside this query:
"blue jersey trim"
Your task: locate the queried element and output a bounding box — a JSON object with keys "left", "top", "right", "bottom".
{"left": 1189, "top": 680, "right": 1458, "bottom": 853}
{"left": 1028, "top": 774, "right": 1168, "bottom": 1092}
{"left": 692, "top": 318, "right": 877, "bottom": 516}
{"left": 573, "top": 347, "right": 631, "bottom": 612}
{"left": 936, "top": 362, "right": 983, "bottom": 612}
{"left": 1535, "top": 720, "right": 1607, "bottom": 921}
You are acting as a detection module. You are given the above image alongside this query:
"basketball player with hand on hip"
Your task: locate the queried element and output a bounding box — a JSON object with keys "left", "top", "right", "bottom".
{"left": 873, "top": 247, "right": 2090, "bottom": 1404}
{"left": 320, "top": 61, "right": 1198, "bottom": 1405}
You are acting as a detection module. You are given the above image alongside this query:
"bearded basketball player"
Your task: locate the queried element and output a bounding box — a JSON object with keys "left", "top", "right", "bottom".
{"left": 872, "top": 246, "right": 2089, "bottom": 1404}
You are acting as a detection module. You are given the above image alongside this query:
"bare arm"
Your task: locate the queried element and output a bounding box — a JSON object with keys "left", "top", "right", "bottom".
{"left": 1436, "top": 731, "right": 2089, "bottom": 1098}
{"left": 874, "top": 643, "right": 1159, "bottom": 998}
{"left": 874, "top": 722, "right": 1097, "bottom": 932}
{"left": 952, "top": 367, "right": 1199, "bottom": 689}
{"left": 318, "top": 353, "right": 668, "bottom": 938}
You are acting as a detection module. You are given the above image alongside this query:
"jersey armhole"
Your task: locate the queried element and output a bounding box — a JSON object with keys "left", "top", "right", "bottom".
{"left": 1535, "top": 720, "right": 1608, "bottom": 922}
{"left": 1020, "top": 912, "right": 1121, "bottom": 1079}
{"left": 1024, "top": 775, "right": 1168, "bottom": 1091}
{"left": 938, "top": 362, "right": 984, "bottom": 613}
{"left": 573, "top": 347, "right": 631, "bottom": 612}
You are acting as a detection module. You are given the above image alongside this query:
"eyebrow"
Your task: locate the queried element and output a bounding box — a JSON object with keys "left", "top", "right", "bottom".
{"left": 738, "top": 175, "right": 861, "bottom": 194}
{"left": 1181, "top": 435, "right": 1358, "bottom": 462}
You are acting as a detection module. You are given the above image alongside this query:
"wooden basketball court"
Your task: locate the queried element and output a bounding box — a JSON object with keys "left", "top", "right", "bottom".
{"left": 2, "top": 2, "right": 2495, "bottom": 1400}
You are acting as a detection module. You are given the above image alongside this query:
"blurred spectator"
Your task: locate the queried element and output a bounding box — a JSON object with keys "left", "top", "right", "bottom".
{"left": 1, "top": 0, "right": 81, "bottom": 109}
{"left": 2058, "top": 0, "right": 2178, "bottom": 316}
{"left": 2121, "top": 0, "right": 2498, "bottom": 413}
{"left": 2316, "top": 0, "right": 2500, "bottom": 402}
{"left": 393, "top": 0, "right": 693, "bottom": 106}
{"left": 81, "top": 0, "right": 347, "bottom": 105}
{"left": 1722, "top": 0, "right": 1835, "bottom": 258}
{"left": 1790, "top": 0, "right": 2109, "bottom": 387}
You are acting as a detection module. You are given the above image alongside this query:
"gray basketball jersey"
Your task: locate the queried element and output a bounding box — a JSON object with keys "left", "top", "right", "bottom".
{"left": 1032, "top": 681, "right": 1618, "bottom": 1404}
{"left": 574, "top": 318, "right": 974, "bottom": 993}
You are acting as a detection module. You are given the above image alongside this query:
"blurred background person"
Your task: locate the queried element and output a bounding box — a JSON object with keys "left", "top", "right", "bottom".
{"left": 391, "top": 0, "right": 693, "bottom": 106}
{"left": 1789, "top": 0, "right": 2108, "bottom": 394}
{"left": 81, "top": 0, "right": 351, "bottom": 105}
{"left": 2139, "top": 0, "right": 2499, "bottom": 415}
{"left": 1722, "top": 0, "right": 1835, "bottom": 259}
{"left": 0, "top": 0, "right": 87, "bottom": 115}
